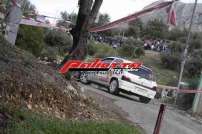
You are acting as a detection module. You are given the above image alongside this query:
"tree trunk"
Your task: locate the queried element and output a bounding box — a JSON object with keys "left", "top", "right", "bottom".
{"left": 5, "top": 0, "right": 23, "bottom": 45}
{"left": 63, "top": 0, "right": 103, "bottom": 62}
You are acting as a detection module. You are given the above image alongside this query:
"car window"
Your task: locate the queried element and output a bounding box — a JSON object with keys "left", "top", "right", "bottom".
{"left": 113, "top": 59, "right": 123, "bottom": 68}
{"left": 114, "top": 59, "right": 123, "bottom": 63}
{"left": 129, "top": 68, "right": 153, "bottom": 80}
{"left": 101, "top": 58, "right": 114, "bottom": 63}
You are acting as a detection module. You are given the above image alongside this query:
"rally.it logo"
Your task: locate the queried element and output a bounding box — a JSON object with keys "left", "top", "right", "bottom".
{"left": 59, "top": 59, "right": 142, "bottom": 74}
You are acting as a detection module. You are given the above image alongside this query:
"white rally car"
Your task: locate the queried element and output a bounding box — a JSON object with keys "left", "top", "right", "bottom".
{"left": 79, "top": 57, "right": 157, "bottom": 103}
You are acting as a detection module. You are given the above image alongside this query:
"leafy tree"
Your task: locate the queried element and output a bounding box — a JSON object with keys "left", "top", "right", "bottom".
{"left": 61, "top": 11, "right": 69, "bottom": 21}
{"left": 16, "top": 25, "right": 45, "bottom": 56}
{"left": 189, "top": 38, "right": 202, "bottom": 52}
{"left": 118, "top": 44, "right": 144, "bottom": 59}
{"left": 45, "top": 30, "right": 72, "bottom": 47}
{"left": 97, "top": 13, "right": 110, "bottom": 25}
{"left": 167, "top": 28, "right": 187, "bottom": 41}
{"left": 68, "top": 13, "right": 77, "bottom": 25}
{"left": 57, "top": 12, "right": 77, "bottom": 28}
{"left": 21, "top": 0, "right": 36, "bottom": 16}
{"left": 93, "top": 13, "right": 111, "bottom": 36}
{"left": 185, "top": 49, "right": 202, "bottom": 78}
{"left": 125, "top": 19, "right": 143, "bottom": 39}
{"left": 168, "top": 41, "right": 184, "bottom": 54}
{"left": 188, "top": 32, "right": 202, "bottom": 52}
{"left": 124, "top": 37, "right": 143, "bottom": 47}
{"left": 57, "top": 11, "right": 70, "bottom": 28}
{"left": 167, "top": 29, "right": 202, "bottom": 56}
{"left": 185, "top": 58, "right": 202, "bottom": 78}
{"left": 143, "top": 19, "right": 168, "bottom": 39}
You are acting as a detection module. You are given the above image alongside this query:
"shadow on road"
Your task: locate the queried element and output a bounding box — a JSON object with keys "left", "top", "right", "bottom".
{"left": 117, "top": 94, "right": 140, "bottom": 102}
{"left": 89, "top": 83, "right": 140, "bottom": 103}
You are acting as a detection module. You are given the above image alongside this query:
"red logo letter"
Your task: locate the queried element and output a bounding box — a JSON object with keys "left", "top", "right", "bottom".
{"left": 59, "top": 60, "right": 81, "bottom": 74}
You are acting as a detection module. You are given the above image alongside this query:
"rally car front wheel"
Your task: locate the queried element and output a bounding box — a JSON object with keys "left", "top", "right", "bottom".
{"left": 79, "top": 72, "right": 89, "bottom": 84}
{"left": 109, "top": 79, "right": 120, "bottom": 95}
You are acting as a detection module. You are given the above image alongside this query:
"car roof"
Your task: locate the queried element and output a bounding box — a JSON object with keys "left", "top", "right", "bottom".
{"left": 105, "top": 57, "right": 153, "bottom": 72}
{"left": 105, "top": 57, "right": 131, "bottom": 62}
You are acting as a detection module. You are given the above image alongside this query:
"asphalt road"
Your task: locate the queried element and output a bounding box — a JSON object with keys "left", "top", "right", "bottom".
{"left": 80, "top": 83, "right": 202, "bottom": 134}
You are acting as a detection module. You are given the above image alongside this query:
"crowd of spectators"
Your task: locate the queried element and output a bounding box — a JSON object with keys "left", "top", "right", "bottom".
{"left": 89, "top": 33, "right": 171, "bottom": 54}
{"left": 89, "top": 33, "right": 123, "bottom": 48}
{"left": 144, "top": 39, "right": 170, "bottom": 53}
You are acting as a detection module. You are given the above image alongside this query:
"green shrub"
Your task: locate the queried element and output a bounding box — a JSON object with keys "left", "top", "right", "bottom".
{"left": 134, "top": 47, "right": 145, "bottom": 58}
{"left": 167, "top": 28, "right": 187, "bottom": 41}
{"left": 40, "top": 46, "right": 60, "bottom": 61}
{"left": 184, "top": 58, "right": 202, "bottom": 78}
{"left": 184, "top": 50, "right": 202, "bottom": 78}
{"left": 41, "top": 30, "right": 72, "bottom": 59}
{"left": 87, "top": 41, "right": 117, "bottom": 58}
{"left": 88, "top": 40, "right": 144, "bottom": 59}
{"left": 160, "top": 54, "right": 181, "bottom": 70}
{"left": 161, "top": 52, "right": 202, "bottom": 78}
{"left": 88, "top": 41, "right": 97, "bottom": 56}
{"left": 178, "top": 37, "right": 187, "bottom": 43}
{"left": 118, "top": 43, "right": 144, "bottom": 58}
{"left": 45, "top": 30, "right": 72, "bottom": 47}
{"left": 118, "top": 44, "right": 135, "bottom": 58}
{"left": 168, "top": 41, "right": 184, "bottom": 53}
{"left": 189, "top": 39, "right": 202, "bottom": 52}
{"left": 16, "top": 25, "right": 45, "bottom": 56}
{"left": 124, "top": 37, "right": 143, "bottom": 47}
{"left": 188, "top": 77, "right": 200, "bottom": 89}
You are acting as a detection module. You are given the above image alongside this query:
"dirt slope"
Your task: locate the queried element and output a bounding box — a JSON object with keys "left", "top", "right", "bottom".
{"left": 0, "top": 36, "right": 105, "bottom": 121}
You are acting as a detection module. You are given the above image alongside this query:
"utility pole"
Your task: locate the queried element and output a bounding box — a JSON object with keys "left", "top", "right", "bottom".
{"left": 175, "top": 0, "right": 198, "bottom": 104}
{"left": 5, "top": 0, "right": 23, "bottom": 45}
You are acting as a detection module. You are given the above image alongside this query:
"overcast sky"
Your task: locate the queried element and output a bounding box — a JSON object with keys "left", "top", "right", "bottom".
{"left": 30, "top": 0, "right": 202, "bottom": 21}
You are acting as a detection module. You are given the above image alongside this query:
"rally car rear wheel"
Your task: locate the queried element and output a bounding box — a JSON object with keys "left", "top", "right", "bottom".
{"left": 139, "top": 96, "right": 151, "bottom": 104}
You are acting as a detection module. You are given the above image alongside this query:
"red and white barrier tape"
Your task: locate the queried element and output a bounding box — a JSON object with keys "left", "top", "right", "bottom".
{"left": 177, "top": 89, "right": 202, "bottom": 94}
{"left": 160, "top": 87, "right": 202, "bottom": 94}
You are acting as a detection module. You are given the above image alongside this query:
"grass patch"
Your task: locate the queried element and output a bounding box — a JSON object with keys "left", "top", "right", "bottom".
{"left": 88, "top": 41, "right": 117, "bottom": 58}
{"left": 139, "top": 51, "right": 178, "bottom": 86}
{"left": 1, "top": 106, "right": 141, "bottom": 134}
